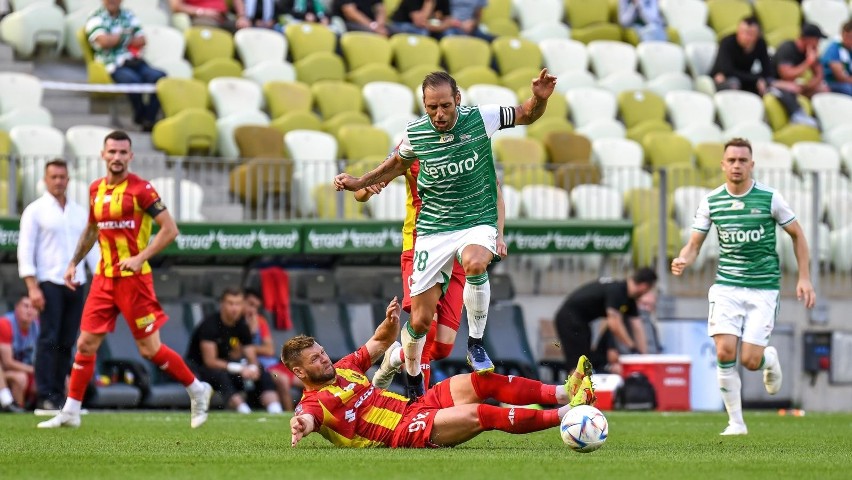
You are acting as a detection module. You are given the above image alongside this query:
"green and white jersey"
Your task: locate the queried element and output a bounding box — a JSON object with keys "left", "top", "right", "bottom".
{"left": 692, "top": 180, "right": 796, "bottom": 289}
{"left": 398, "top": 104, "right": 515, "bottom": 235}
{"left": 85, "top": 7, "right": 143, "bottom": 73}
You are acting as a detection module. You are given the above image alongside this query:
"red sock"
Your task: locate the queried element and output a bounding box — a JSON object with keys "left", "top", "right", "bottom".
{"left": 430, "top": 341, "right": 454, "bottom": 361}
{"left": 151, "top": 344, "right": 196, "bottom": 387}
{"left": 477, "top": 404, "right": 560, "bottom": 434}
{"left": 67, "top": 352, "right": 96, "bottom": 401}
{"left": 470, "top": 373, "right": 557, "bottom": 405}
{"left": 421, "top": 322, "right": 437, "bottom": 388}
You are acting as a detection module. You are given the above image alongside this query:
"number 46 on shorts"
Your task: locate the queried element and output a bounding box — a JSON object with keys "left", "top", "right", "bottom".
{"left": 408, "top": 411, "right": 430, "bottom": 432}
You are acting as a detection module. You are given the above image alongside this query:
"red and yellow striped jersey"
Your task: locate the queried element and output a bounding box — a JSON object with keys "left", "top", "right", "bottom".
{"left": 88, "top": 174, "right": 163, "bottom": 278}
{"left": 295, "top": 346, "right": 410, "bottom": 448}
{"left": 402, "top": 159, "right": 421, "bottom": 252}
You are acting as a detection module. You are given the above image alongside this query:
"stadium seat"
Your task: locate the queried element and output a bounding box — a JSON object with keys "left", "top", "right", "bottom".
{"left": 520, "top": 184, "right": 570, "bottom": 219}
{"left": 494, "top": 137, "right": 546, "bottom": 167}
{"left": 66, "top": 125, "right": 112, "bottom": 180}
{"left": 234, "top": 125, "right": 286, "bottom": 159}
{"left": 313, "top": 183, "right": 365, "bottom": 220}
{"left": 347, "top": 63, "right": 401, "bottom": 88}
{"left": 706, "top": 0, "right": 753, "bottom": 39}
{"left": 216, "top": 110, "right": 271, "bottom": 159}
{"left": 152, "top": 108, "right": 218, "bottom": 156}
{"left": 242, "top": 60, "right": 296, "bottom": 86}
{"left": 538, "top": 38, "right": 588, "bottom": 77}
{"left": 554, "top": 70, "right": 597, "bottom": 94}
{"left": 322, "top": 111, "right": 372, "bottom": 139}
{"left": 284, "top": 22, "right": 336, "bottom": 62}
{"left": 311, "top": 81, "right": 362, "bottom": 124}
{"left": 655, "top": 162, "right": 706, "bottom": 193}
{"left": 149, "top": 177, "right": 205, "bottom": 221}
{"left": 830, "top": 225, "right": 852, "bottom": 271}
{"left": 684, "top": 41, "right": 719, "bottom": 78}
{"left": 752, "top": 140, "right": 794, "bottom": 169}
{"left": 565, "top": 87, "right": 617, "bottom": 128}
{"left": 284, "top": 129, "right": 339, "bottom": 216}
{"left": 724, "top": 121, "right": 773, "bottom": 143}
{"left": 754, "top": 0, "right": 802, "bottom": 48}
{"left": 141, "top": 25, "right": 193, "bottom": 79}
{"left": 564, "top": 0, "right": 622, "bottom": 44}
{"left": 156, "top": 77, "right": 208, "bottom": 118}
{"left": 602, "top": 168, "right": 653, "bottom": 200}
{"left": 362, "top": 81, "right": 415, "bottom": 123}
{"left": 184, "top": 26, "right": 235, "bottom": 67}
{"left": 672, "top": 186, "right": 711, "bottom": 227}
{"left": 666, "top": 90, "right": 715, "bottom": 130}
{"left": 576, "top": 118, "right": 626, "bottom": 141}
{"left": 624, "top": 187, "right": 663, "bottom": 224}
{"left": 365, "top": 180, "right": 407, "bottom": 220}
{"left": 520, "top": 21, "right": 571, "bottom": 43}
{"left": 694, "top": 141, "right": 725, "bottom": 170}
{"left": 644, "top": 132, "right": 694, "bottom": 169}
{"left": 636, "top": 41, "right": 687, "bottom": 82}
{"left": 192, "top": 57, "right": 243, "bottom": 84}
{"left": 791, "top": 141, "right": 845, "bottom": 191}
{"left": 231, "top": 126, "right": 291, "bottom": 207}
{"left": 466, "top": 84, "right": 516, "bottom": 107}
{"left": 389, "top": 33, "right": 440, "bottom": 74}
{"left": 773, "top": 124, "right": 822, "bottom": 147}
{"left": 75, "top": 27, "right": 114, "bottom": 91}
{"left": 617, "top": 89, "right": 667, "bottom": 133}
{"left": 337, "top": 125, "right": 391, "bottom": 163}
{"left": 0, "top": 73, "right": 42, "bottom": 119}
{"left": 502, "top": 165, "right": 554, "bottom": 190}
{"left": 294, "top": 51, "right": 346, "bottom": 84}
{"left": 592, "top": 138, "right": 644, "bottom": 172}
{"left": 824, "top": 190, "right": 852, "bottom": 230}
{"left": 597, "top": 71, "right": 646, "bottom": 96}
{"left": 544, "top": 131, "right": 591, "bottom": 164}
{"left": 812, "top": 93, "right": 852, "bottom": 137}
{"left": 400, "top": 63, "right": 442, "bottom": 91}
{"left": 440, "top": 35, "right": 491, "bottom": 74}
{"left": 480, "top": 0, "right": 514, "bottom": 33}
{"left": 823, "top": 124, "right": 852, "bottom": 150}
{"left": 491, "top": 36, "right": 542, "bottom": 76}
{"left": 63, "top": 8, "right": 92, "bottom": 60}
{"left": 0, "top": 106, "right": 52, "bottom": 132}
{"left": 208, "top": 77, "right": 263, "bottom": 118}
{"left": 12, "top": 125, "right": 65, "bottom": 205}
{"left": 514, "top": 0, "right": 563, "bottom": 31}
{"left": 713, "top": 90, "right": 765, "bottom": 130}
{"left": 526, "top": 117, "right": 573, "bottom": 142}
{"left": 0, "top": 2, "right": 65, "bottom": 58}
{"left": 586, "top": 40, "right": 638, "bottom": 79}
{"left": 452, "top": 65, "right": 500, "bottom": 89}
{"left": 340, "top": 31, "right": 393, "bottom": 72}
{"left": 570, "top": 184, "right": 622, "bottom": 219}
{"left": 234, "top": 27, "right": 288, "bottom": 69}
{"left": 645, "top": 72, "right": 693, "bottom": 97}
{"left": 660, "top": 0, "right": 714, "bottom": 42}
{"left": 130, "top": 6, "right": 169, "bottom": 27}
{"left": 502, "top": 66, "right": 545, "bottom": 92}
{"left": 375, "top": 112, "right": 417, "bottom": 141}
{"left": 675, "top": 123, "right": 724, "bottom": 146}
{"left": 632, "top": 218, "right": 682, "bottom": 267}
{"left": 499, "top": 183, "right": 522, "bottom": 219}
{"left": 802, "top": 0, "right": 850, "bottom": 43}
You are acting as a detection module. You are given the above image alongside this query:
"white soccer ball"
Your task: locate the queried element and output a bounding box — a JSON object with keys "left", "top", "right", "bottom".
{"left": 560, "top": 405, "right": 608, "bottom": 453}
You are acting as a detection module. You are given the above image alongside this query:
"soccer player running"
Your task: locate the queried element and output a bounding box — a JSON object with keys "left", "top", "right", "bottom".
{"left": 335, "top": 69, "right": 557, "bottom": 400}
{"left": 671, "top": 137, "right": 815, "bottom": 436}
{"left": 353, "top": 150, "right": 508, "bottom": 391}
{"left": 287, "top": 297, "right": 595, "bottom": 448}
{"left": 38, "top": 130, "right": 213, "bottom": 429}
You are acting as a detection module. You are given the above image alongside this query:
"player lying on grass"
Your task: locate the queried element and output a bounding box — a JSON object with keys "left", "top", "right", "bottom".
{"left": 285, "top": 297, "right": 595, "bottom": 448}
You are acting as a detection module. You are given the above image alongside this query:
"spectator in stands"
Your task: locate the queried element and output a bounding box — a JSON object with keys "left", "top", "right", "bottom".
{"left": 618, "top": 0, "right": 668, "bottom": 42}
{"left": 335, "top": 0, "right": 389, "bottom": 35}
{"left": 281, "top": 0, "right": 330, "bottom": 25}
{"left": 243, "top": 0, "right": 280, "bottom": 28}
{"left": 821, "top": 20, "right": 852, "bottom": 96}
{"left": 389, "top": 0, "right": 451, "bottom": 37}
{"left": 443, "top": 0, "right": 493, "bottom": 42}
{"left": 86, "top": 0, "right": 167, "bottom": 132}
{"left": 0, "top": 295, "right": 39, "bottom": 409}
{"left": 710, "top": 16, "right": 773, "bottom": 95}
{"left": 773, "top": 23, "right": 830, "bottom": 99}
{"left": 17, "top": 159, "right": 97, "bottom": 412}
{"left": 0, "top": 362, "right": 26, "bottom": 412}
{"left": 244, "top": 289, "right": 300, "bottom": 411}
{"left": 186, "top": 287, "right": 283, "bottom": 414}
{"left": 169, "top": 0, "right": 251, "bottom": 31}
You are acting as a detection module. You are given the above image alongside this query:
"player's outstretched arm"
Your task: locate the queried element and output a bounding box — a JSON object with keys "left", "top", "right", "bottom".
{"left": 335, "top": 151, "right": 411, "bottom": 192}
{"left": 291, "top": 414, "right": 316, "bottom": 447}
{"left": 515, "top": 68, "right": 557, "bottom": 125}
{"left": 365, "top": 296, "right": 402, "bottom": 364}
{"left": 671, "top": 231, "right": 707, "bottom": 276}
{"left": 783, "top": 220, "right": 816, "bottom": 308}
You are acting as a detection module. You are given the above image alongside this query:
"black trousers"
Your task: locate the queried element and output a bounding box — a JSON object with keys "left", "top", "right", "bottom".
{"left": 554, "top": 310, "right": 610, "bottom": 372}
{"left": 190, "top": 360, "right": 276, "bottom": 406}
{"left": 35, "top": 281, "right": 85, "bottom": 404}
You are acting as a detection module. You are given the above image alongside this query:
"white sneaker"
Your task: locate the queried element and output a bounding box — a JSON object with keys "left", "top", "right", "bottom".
{"left": 763, "top": 346, "right": 782, "bottom": 395}
{"left": 37, "top": 411, "right": 81, "bottom": 429}
{"left": 190, "top": 382, "right": 213, "bottom": 429}
{"left": 372, "top": 341, "right": 402, "bottom": 389}
{"left": 720, "top": 423, "right": 748, "bottom": 436}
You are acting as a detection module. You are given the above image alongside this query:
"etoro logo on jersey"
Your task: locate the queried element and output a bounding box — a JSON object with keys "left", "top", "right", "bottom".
{"left": 424, "top": 151, "right": 479, "bottom": 179}
{"left": 718, "top": 224, "right": 766, "bottom": 243}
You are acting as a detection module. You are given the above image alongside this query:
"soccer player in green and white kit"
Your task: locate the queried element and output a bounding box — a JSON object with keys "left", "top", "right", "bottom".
{"left": 335, "top": 69, "right": 557, "bottom": 400}
{"left": 672, "top": 137, "right": 815, "bottom": 436}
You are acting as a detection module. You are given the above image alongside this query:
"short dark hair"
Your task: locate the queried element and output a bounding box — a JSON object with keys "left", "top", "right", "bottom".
{"left": 741, "top": 16, "right": 759, "bottom": 27}
{"left": 14, "top": 293, "right": 30, "bottom": 306}
{"left": 104, "top": 130, "right": 132, "bottom": 146}
{"left": 724, "top": 137, "right": 753, "bottom": 155}
{"left": 45, "top": 158, "right": 68, "bottom": 173}
{"left": 281, "top": 335, "right": 316, "bottom": 369}
{"left": 632, "top": 267, "right": 658, "bottom": 286}
{"left": 219, "top": 286, "right": 244, "bottom": 301}
{"left": 843, "top": 20, "right": 852, "bottom": 33}
{"left": 421, "top": 71, "right": 459, "bottom": 99}
{"left": 244, "top": 288, "right": 263, "bottom": 302}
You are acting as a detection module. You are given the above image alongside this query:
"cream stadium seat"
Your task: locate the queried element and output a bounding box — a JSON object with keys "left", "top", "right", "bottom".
{"left": 234, "top": 27, "right": 288, "bottom": 69}
{"left": 672, "top": 186, "right": 711, "bottom": 228}
{"left": 216, "top": 110, "right": 270, "bottom": 159}
{"left": 142, "top": 25, "right": 193, "bottom": 79}
{"left": 208, "top": 77, "right": 263, "bottom": 117}
{"left": 576, "top": 118, "right": 626, "bottom": 141}
{"left": 10, "top": 124, "right": 65, "bottom": 204}
{"left": 570, "top": 184, "right": 623, "bottom": 219}
{"left": 602, "top": 168, "right": 654, "bottom": 196}
{"left": 587, "top": 40, "right": 638, "bottom": 79}
{"left": 538, "top": 38, "right": 587, "bottom": 76}
{"left": 284, "top": 129, "right": 339, "bottom": 217}
{"left": 830, "top": 225, "right": 852, "bottom": 271}
{"left": 499, "top": 183, "right": 521, "bottom": 219}
{"left": 0, "top": 2, "right": 65, "bottom": 58}
{"left": 149, "top": 177, "right": 205, "bottom": 221}
{"left": 666, "top": 90, "right": 715, "bottom": 130}
{"left": 366, "top": 180, "right": 407, "bottom": 220}
{"left": 637, "top": 41, "right": 687, "bottom": 82}
{"left": 597, "top": 71, "right": 646, "bottom": 95}
{"left": 675, "top": 123, "right": 724, "bottom": 146}
{"left": 362, "top": 81, "right": 416, "bottom": 124}
{"left": 723, "top": 121, "right": 773, "bottom": 143}
{"left": 66, "top": 125, "right": 112, "bottom": 181}
{"left": 713, "top": 90, "right": 765, "bottom": 130}
{"left": 521, "top": 22, "right": 570, "bottom": 43}
{"left": 520, "top": 184, "right": 570, "bottom": 219}
{"left": 811, "top": 92, "right": 852, "bottom": 136}
{"left": 374, "top": 112, "right": 417, "bottom": 141}
{"left": 646, "top": 72, "right": 693, "bottom": 97}
{"left": 466, "top": 84, "right": 518, "bottom": 107}
{"left": 554, "top": 70, "right": 596, "bottom": 94}
{"left": 513, "top": 0, "right": 563, "bottom": 30}
{"left": 592, "top": 138, "right": 644, "bottom": 173}
{"left": 565, "top": 87, "right": 617, "bottom": 128}
{"left": 242, "top": 60, "right": 296, "bottom": 86}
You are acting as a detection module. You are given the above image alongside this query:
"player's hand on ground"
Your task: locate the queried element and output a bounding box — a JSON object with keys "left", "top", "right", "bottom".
{"left": 118, "top": 255, "right": 144, "bottom": 273}
{"left": 290, "top": 415, "right": 311, "bottom": 447}
{"left": 386, "top": 296, "right": 401, "bottom": 325}
{"left": 496, "top": 236, "right": 508, "bottom": 258}
{"left": 531, "top": 68, "right": 557, "bottom": 100}
{"left": 334, "top": 173, "right": 362, "bottom": 191}
{"left": 671, "top": 257, "right": 687, "bottom": 276}
{"left": 797, "top": 278, "right": 816, "bottom": 309}
{"left": 64, "top": 264, "right": 81, "bottom": 291}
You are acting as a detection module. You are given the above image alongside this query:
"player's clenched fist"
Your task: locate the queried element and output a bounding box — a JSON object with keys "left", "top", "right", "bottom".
{"left": 671, "top": 257, "right": 687, "bottom": 276}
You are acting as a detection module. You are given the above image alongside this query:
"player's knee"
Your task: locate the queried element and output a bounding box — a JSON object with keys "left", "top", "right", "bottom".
{"left": 741, "top": 355, "right": 762, "bottom": 371}
{"left": 430, "top": 342, "right": 454, "bottom": 361}
{"left": 462, "top": 259, "right": 488, "bottom": 276}
{"left": 76, "top": 337, "right": 98, "bottom": 356}
{"left": 7, "top": 371, "right": 27, "bottom": 388}
{"left": 136, "top": 343, "right": 158, "bottom": 360}
{"left": 410, "top": 311, "right": 434, "bottom": 332}
{"left": 715, "top": 346, "right": 737, "bottom": 362}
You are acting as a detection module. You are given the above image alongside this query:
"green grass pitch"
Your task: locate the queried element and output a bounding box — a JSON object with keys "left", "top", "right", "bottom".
{"left": 2, "top": 411, "right": 851, "bottom": 479}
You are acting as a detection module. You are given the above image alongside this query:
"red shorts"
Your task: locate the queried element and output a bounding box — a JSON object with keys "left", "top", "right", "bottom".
{"left": 81, "top": 274, "right": 168, "bottom": 339}
{"left": 390, "top": 379, "right": 454, "bottom": 448}
{"left": 400, "top": 249, "right": 465, "bottom": 331}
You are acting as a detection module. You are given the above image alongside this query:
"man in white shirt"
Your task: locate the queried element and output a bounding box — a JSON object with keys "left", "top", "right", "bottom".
{"left": 17, "top": 159, "right": 99, "bottom": 411}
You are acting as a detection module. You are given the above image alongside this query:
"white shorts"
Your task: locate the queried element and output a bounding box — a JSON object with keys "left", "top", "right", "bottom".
{"left": 707, "top": 284, "right": 780, "bottom": 347}
{"left": 408, "top": 225, "right": 497, "bottom": 297}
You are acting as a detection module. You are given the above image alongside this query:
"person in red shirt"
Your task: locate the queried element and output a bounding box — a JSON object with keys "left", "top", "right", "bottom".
{"left": 38, "top": 130, "right": 213, "bottom": 430}
{"left": 0, "top": 295, "right": 39, "bottom": 409}
{"left": 287, "top": 297, "right": 596, "bottom": 448}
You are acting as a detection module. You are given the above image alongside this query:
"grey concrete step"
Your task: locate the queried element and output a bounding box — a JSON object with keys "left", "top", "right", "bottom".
{"left": 0, "top": 43, "right": 15, "bottom": 62}
{"left": 51, "top": 113, "right": 113, "bottom": 132}
{"left": 0, "top": 60, "right": 34, "bottom": 74}
{"left": 42, "top": 91, "right": 92, "bottom": 114}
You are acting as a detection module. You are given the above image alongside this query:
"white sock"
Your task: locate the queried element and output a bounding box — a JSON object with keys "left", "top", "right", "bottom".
{"left": 266, "top": 401, "right": 283, "bottom": 414}
{"left": 717, "top": 361, "right": 744, "bottom": 426}
{"left": 237, "top": 403, "right": 252, "bottom": 414}
{"left": 186, "top": 379, "right": 205, "bottom": 396}
{"left": 557, "top": 404, "right": 572, "bottom": 419}
{"left": 464, "top": 273, "right": 490, "bottom": 339}
{"left": 63, "top": 398, "right": 82, "bottom": 415}
{"left": 0, "top": 387, "right": 12, "bottom": 407}
{"left": 761, "top": 348, "right": 778, "bottom": 371}
{"left": 401, "top": 321, "right": 426, "bottom": 377}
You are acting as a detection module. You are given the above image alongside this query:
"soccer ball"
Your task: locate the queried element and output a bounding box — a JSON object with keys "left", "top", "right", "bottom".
{"left": 560, "top": 405, "right": 608, "bottom": 453}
